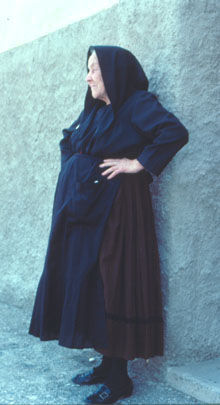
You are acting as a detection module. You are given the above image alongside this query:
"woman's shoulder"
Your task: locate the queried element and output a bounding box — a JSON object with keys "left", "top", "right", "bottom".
{"left": 116, "top": 91, "right": 159, "bottom": 119}
{"left": 124, "top": 90, "right": 158, "bottom": 111}
{"left": 130, "top": 90, "right": 157, "bottom": 101}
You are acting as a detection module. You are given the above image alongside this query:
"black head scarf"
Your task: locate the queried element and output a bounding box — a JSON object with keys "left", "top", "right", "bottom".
{"left": 84, "top": 45, "right": 149, "bottom": 114}
{"left": 75, "top": 46, "right": 149, "bottom": 144}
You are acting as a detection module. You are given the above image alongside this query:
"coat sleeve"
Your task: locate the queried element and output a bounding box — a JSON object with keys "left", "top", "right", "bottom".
{"left": 60, "top": 112, "right": 83, "bottom": 168}
{"left": 131, "top": 92, "right": 189, "bottom": 176}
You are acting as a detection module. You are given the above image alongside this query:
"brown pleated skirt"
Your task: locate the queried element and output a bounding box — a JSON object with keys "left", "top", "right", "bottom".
{"left": 97, "top": 171, "right": 163, "bottom": 360}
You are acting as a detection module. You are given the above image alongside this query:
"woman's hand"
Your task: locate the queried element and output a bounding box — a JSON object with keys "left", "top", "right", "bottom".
{"left": 99, "top": 158, "right": 144, "bottom": 179}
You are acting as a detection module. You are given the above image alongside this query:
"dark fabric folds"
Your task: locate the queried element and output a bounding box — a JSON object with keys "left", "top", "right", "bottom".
{"left": 29, "top": 153, "right": 121, "bottom": 348}
{"left": 97, "top": 171, "right": 163, "bottom": 360}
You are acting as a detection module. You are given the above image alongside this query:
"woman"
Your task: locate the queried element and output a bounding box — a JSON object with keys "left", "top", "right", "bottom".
{"left": 29, "top": 45, "right": 188, "bottom": 404}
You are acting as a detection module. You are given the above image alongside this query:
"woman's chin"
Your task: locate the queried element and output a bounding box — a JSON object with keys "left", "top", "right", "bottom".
{"left": 91, "top": 93, "right": 99, "bottom": 100}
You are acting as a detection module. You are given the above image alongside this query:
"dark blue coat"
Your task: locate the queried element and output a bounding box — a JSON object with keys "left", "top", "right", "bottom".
{"left": 29, "top": 46, "right": 188, "bottom": 349}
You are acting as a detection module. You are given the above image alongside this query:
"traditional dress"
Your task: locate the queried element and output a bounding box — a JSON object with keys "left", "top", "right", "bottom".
{"left": 29, "top": 46, "right": 188, "bottom": 360}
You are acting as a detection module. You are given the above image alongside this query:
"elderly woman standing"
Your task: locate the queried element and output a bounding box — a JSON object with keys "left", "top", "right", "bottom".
{"left": 29, "top": 46, "right": 188, "bottom": 404}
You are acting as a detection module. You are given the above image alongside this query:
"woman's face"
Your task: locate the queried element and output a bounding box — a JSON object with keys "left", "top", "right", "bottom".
{"left": 86, "top": 52, "right": 111, "bottom": 105}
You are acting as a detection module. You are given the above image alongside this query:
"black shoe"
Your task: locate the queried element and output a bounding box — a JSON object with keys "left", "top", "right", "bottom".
{"left": 72, "top": 369, "right": 108, "bottom": 385}
{"left": 85, "top": 379, "right": 133, "bottom": 404}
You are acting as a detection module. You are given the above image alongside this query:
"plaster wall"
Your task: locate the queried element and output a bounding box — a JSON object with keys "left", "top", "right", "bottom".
{"left": 0, "top": 0, "right": 219, "bottom": 361}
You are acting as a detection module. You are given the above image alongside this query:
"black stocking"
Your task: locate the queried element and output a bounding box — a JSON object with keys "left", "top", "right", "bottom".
{"left": 93, "top": 355, "right": 113, "bottom": 376}
{"left": 105, "top": 357, "right": 129, "bottom": 390}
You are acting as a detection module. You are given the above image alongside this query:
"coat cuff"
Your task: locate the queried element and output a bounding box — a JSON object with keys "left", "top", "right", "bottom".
{"left": 136, "top": 153, "right": 156, "bottom": 177}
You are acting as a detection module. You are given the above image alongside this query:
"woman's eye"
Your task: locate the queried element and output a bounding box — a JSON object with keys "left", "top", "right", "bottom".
{"left": 89, "top": 68, "right": 99, "bottom": 74}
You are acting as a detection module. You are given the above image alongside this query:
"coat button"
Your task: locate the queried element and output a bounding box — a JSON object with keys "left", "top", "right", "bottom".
{"left": 94, "top": 180, "right": 99, "bottom": 184}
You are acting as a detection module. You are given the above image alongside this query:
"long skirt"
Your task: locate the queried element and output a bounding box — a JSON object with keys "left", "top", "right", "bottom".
{"left": 96, "top": 171, "right": 163, "bottom": 360}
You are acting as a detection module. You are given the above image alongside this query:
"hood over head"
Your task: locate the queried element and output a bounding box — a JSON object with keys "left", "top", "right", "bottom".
{"left": 84, "top": 45, "right": 149, "bottom": 113}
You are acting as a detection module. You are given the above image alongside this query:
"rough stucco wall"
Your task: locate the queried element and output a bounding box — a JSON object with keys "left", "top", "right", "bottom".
{"left": 160, "top": 0, "right": 220, "bottom": 361}
{"left": 0, "top": 0, "right": 219, "bottom": 361}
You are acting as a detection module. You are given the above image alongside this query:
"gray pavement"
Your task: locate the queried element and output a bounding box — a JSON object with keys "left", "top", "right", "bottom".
{"left": 167, "top": 358, "right": 220, "bottom": 404}
{"left": 0, "top": 301, "right": 203, "bottom": 405}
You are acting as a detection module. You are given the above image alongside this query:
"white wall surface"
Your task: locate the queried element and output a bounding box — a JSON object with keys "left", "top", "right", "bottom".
{"left": 0, "top": 0, "right": 118, "bottom": 53}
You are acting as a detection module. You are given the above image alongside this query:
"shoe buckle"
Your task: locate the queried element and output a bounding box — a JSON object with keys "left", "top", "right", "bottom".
{"left": 99, "top": 391, "right": 109, "bottom": 400}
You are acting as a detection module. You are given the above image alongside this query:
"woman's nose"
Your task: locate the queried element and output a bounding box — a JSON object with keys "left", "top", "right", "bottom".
{"left": 86, "top": 72, "right": 91, "bottom": 82}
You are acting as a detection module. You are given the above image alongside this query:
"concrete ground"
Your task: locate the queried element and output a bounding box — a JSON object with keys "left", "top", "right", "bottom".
{"left": 167, "top": 358, "right": 220, "bottom": 404}
{"left": 0, "top": 301, "right": 204, "bottom": 405}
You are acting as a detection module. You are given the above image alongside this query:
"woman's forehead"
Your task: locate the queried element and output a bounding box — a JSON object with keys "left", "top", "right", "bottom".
{"left": 88, "top": 52, "right": 99, "bottom": 68}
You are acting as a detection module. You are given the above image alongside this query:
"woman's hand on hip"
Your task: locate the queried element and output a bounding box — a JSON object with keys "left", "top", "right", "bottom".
{"left": 99, "top": 158, "right": 144, "bottom": 179}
